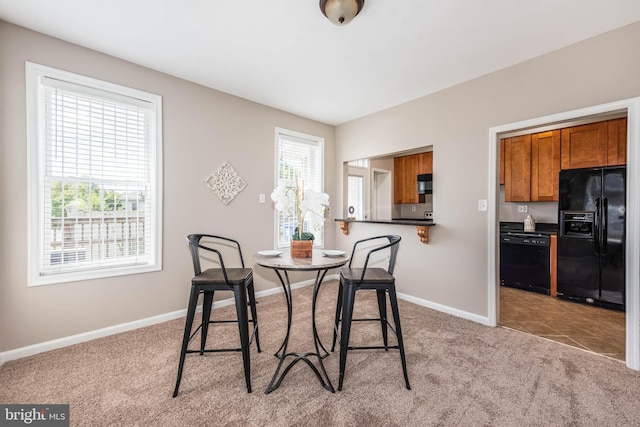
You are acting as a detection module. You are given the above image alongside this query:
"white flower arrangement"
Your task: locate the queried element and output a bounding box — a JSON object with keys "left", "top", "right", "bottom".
{"left": 271, "top": 179, "right": 330, "bottom": 241}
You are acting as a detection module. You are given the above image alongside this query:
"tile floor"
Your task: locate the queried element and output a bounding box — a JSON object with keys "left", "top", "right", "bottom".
{"left": 499, "top": 286, "right": 626, "bottom": 361}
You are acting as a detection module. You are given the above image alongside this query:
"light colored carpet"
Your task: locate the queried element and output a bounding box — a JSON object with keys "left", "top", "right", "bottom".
{"left": 2, "top": 280, "right": 640, "bottom": 426}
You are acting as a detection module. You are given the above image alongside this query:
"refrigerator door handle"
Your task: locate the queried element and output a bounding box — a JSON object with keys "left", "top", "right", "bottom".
{"left": 594, "top": 197, "right": 601, "bottom": 255}
{"left": 602, "top": 197, "right": 608, "bottom": 254}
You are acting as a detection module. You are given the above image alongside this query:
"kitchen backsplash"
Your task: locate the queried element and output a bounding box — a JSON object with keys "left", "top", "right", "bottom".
{"left": 394, "top": 195, "right": 433, "bottom": 219}
{"left": 391, "top": 188, "right": 557, "bottom": 222}
{"left": 498, "top": 186, "right": 558, "bottom": 223}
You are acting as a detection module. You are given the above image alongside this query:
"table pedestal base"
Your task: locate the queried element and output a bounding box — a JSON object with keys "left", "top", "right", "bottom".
{"left": 264, "top": 269, "right": 335, "bottom": 394}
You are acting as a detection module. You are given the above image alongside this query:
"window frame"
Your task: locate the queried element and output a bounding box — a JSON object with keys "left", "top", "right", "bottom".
{"left": 26, "top": 62, "right": 163, "bottom": 286}
{"left": 274, "top": 127, "right": 325, "bottom": 249}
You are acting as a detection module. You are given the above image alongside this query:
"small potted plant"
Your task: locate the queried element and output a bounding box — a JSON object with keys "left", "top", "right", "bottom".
{"left": 271, "top": 179, "right": 329, "bottom": 257}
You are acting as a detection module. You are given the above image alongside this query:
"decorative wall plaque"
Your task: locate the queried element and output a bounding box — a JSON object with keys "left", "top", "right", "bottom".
{"left": 205, "top": 162, "right": 246, "bottom": 205}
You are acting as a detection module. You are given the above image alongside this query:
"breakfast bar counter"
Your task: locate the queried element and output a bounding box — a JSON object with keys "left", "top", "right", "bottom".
{"left": 335, "top": 218, "right": 436, "bottom": 243}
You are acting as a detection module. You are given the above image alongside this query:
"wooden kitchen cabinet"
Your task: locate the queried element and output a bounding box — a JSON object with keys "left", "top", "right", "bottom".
{"left": 504, "top": 134, "right": 531, "bottom": 202}
{"left": 531, "top": 130, "right": 561, "bottom": 201}
{"left": 499, "top": 139, "right": 505, "bottom": 185}
{"left": 560, "top": 122, "right": 609, "bottom": 169}
{"left": 561, "top": 119, "right": 627, "bottom": 169}
{"left": 394, "top": 150, "right": 433, "bottom": 204}
{"left": 393, "top": 154, "right": 419, "bottom": 204}
{"left": 607, "top": 117, "right": 627, "bottom": 166}
{"left": 501, "top": 117, "right": 626, "bottom": 203}
{"left": 393, "top": 156, "right": 404, "bottom": 204}
{"left": 550, "top": 234, "right": 557, "bottom": 297}
{"left": 418, "top": 152, "right": 433, "bottom": 174}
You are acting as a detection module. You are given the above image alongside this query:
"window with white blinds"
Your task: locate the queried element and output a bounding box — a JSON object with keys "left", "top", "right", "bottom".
{"left": 274, "top": 128, "right": 324, "bottom": 248}
{"left": 26, "top": 62, "right": 163, "bottom": 286}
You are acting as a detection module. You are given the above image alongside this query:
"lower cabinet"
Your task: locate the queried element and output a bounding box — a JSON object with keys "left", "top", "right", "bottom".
{"left": 550, "top": 234, "right": 557, "bottom": 297}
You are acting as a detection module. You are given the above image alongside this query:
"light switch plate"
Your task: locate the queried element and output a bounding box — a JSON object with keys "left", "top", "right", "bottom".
{"left": 478, "top": 199, "right": 488, "bottom": 211}
{"left": 259, "top": 194, "right": 266, "bottom": 203}
{"left": 517, "top": 205, "right": 528, "bottom": 213}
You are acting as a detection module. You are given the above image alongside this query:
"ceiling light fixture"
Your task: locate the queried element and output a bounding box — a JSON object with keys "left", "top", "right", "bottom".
{"left": 320, "top": 0, "right": 364, "bottom": 25}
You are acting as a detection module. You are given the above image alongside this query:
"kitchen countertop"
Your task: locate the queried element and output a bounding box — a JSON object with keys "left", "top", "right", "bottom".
{"left": 335, "top": 218, "right": 436, "bottom": 226}
{"left": 335, "top": 218, "right": 436, "bottom": 244}
{"left": 500, "top": 221, "right": 557, "bottom": 235}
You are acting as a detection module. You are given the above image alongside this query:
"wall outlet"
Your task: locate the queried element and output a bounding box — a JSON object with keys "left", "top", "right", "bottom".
{"left": 411, "top": 205, "right": 416, "bottom": 212}
{"left": 517, "top": 205, "right": 528, "bottom": 213}
{"left": 259, "top": 194, "right": 266, "bottom": 203}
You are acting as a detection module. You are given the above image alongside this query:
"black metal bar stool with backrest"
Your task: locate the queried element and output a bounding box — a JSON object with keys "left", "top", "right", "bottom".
{"left": 172, "top": 234, "right": 261, "bottom": 396}
{"left": 331, "top": 234, "right": 410, "bottom": 391}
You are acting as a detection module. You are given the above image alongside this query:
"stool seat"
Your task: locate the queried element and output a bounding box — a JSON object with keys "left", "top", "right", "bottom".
{"left": 340, "top": 267, "right": 394, "bottom": 284}
{"left": 192, "top": 268, "right": 253, "bottom": 284}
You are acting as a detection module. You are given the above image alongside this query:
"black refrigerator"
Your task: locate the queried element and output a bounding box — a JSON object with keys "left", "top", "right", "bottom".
{"left": 557, "top": 166, "right": 626, "bottom": 311}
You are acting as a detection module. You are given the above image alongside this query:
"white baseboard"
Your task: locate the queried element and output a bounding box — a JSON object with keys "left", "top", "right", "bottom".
{"left": 0, "top": 274, "right": 489, "bottom": 364}
{"left": 0, "top": 308, "right": 189, "bottom": 365}
{"left": 397, "top": 292, "right": 491, "bottom": 326}
{"left": 0, "top": 276, "right": 327, "bottom": 365}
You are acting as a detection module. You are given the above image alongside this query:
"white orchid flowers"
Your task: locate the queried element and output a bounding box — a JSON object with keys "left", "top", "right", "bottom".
{"left": 271, "top": 179, "right": 330, "bottom": 240}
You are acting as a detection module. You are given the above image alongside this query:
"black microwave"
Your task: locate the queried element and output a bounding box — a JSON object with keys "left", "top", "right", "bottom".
{"left": 417, "top": 174, "right": 432, "bottom": 195}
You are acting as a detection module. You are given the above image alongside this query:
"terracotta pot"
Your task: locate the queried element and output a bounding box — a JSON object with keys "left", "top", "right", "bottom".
{"left": 290, "top": 239, "right": 312, "bottom": 258}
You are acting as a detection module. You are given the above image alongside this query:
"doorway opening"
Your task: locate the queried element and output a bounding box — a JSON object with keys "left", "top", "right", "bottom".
{"left": 488, "top": 97, "right": 640, "bottom": 370}
{"left": 346, "top": 162, "right": 369, "bottom": 220}
{"left": 372, "top": 168, "right": 392, "bottom": 221}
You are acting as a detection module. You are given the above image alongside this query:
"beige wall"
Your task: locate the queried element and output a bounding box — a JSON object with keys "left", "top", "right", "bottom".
{"left": 0, "top": 21, "right": 336, "bottom": 352}
{"left": 2, "top": 19, "right": 640, "bottom": 356}
{"left": 333, "top": 22, "right": 640, "bottom": 317}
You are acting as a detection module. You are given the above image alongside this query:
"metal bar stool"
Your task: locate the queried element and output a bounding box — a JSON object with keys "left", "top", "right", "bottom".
{"left": 173, "top": 234, "right": 260, "bottom": 396}
{"left": 331, "top": 235, "right": 410, "bottom": 391}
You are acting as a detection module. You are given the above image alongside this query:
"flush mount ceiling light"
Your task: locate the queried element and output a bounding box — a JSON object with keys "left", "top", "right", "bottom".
{"left": 320, "top": 0, "right": 365, "bottom": 25}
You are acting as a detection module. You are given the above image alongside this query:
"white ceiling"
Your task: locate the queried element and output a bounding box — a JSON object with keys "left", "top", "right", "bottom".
{"left": 2, "top": 1, "right": 640, "bottom": 125}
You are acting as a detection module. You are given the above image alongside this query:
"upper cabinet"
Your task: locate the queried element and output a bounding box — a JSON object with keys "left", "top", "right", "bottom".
{"left": 531, "top": 130, "right": 561, "bottom": 202}
{"left": 560, "top": 122, "right": 608, "bottom": 169}
{"left": 394, "top": 155, "right": 418, "bottom": 204}
{"left": 503, "top": 134, "right": 532, "bottom": 202}
{"left": 501, "top": 117, "right": 626, "bottom": 202}
{"left": 393, "top": 152, "right": 433, "bottom": 204}
{"left": 560, "top": 118, "right": 627, "bottom": 169}
{"left": 504, "top": 130, "right": 561, "bottom": 203}
{"left": 499, "top": 139, "right": 505, "bottom": 185}
{"left": 607, "top": 117, "right": 627, "bottom": 166}
{"left": 418, "top": 152, "right": 433, "bottom": 174}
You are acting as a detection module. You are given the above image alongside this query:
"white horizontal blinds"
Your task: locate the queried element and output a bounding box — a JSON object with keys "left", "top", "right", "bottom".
{"left": 276, "top": 131, "right": 323, "bottom": 246}
{"left": 40, "top": 77, "right": 153, "bottom": 275}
